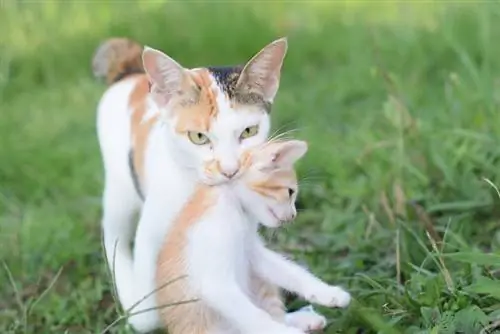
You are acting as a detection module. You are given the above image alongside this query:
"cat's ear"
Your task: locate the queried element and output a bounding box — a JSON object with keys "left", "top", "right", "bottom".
{"left": 142, "top": 46, "right": 190, "bottom": 106}
{"left": 268, "top": 140, "right": 308, "bottom": 168}
{"left": 236, "top": 37, "right": 288, "bottom": 103}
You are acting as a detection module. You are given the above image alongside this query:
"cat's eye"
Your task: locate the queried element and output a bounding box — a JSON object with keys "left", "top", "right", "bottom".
{"left": 187, "top": 131, "right": 210, "bottom": 145}
{"left": 288, "top": 188, "right": 295, "bottom": 197}
{"left": 240, "top": 125, "right": 259, "bottom": 140}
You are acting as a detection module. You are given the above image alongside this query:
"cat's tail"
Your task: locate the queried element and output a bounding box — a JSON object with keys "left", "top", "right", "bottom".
{"left": 91, "top": 37, "right": 144, "bottom": 85}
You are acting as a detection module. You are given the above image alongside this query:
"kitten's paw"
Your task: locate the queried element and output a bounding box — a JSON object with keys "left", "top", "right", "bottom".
{"left": 262, "top": 326, "right": 306, "bottom": 334}
{"left": 253, "top": 323, "right": 306, "bottom": 334}
{"left": 306, "top": 285, "right": 351, "bottom": 308}
{"left": 285, "top": 305, "right": 327, "bottom": 332}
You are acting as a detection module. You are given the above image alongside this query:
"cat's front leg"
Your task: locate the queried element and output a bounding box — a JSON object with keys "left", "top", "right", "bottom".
{"left": 126, "top": 199, "right": 166, "bottom": 333}
{"left": 253, "top": 239, "right": 351, "bottom": 309}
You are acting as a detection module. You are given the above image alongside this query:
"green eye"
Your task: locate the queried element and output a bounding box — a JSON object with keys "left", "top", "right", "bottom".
{"left": 187, "top": 131, "right": 210, "bottom": 145}
{"left": 240, "top": 125, "right": 259, "bottom": 139}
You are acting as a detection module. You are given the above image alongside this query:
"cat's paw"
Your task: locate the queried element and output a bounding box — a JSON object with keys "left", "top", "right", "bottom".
{"left": 306, "top": 285, "right": 351, "bottom": 308}
{"left": 265, "top": 327, "right": 306, "bottom": 334}
{"left": 253, "top": 324, "right": 306, "bottom": 334}
{"left": 285, "top": 306, "right": 327, "bottom": 332}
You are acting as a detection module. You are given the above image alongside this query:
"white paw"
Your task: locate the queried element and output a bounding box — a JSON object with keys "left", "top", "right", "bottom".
{"left": 306, "top": 285, "right": 351, "bottom": 308}
{"left": 255, "top": 324, "right": 306, "bottom": 334}
{"left": 285, "top": 305, "right": 327, "bottom": 332}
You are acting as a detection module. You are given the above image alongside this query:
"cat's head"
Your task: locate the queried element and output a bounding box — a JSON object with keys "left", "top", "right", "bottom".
{"left": 142, "top": 39, "right": 288, "bottom": 185}
{"left": 236, "top": 140, "right": 308, "bottom": 228}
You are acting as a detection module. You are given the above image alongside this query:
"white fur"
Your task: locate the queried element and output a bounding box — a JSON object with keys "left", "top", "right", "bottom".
{"left": 180, "top": 176, "right": 350, "bottom": 334}
{"left": 96, "top": 73, "right": 272, "bottom": 332}
{"left": 95, "top": 40, "right": 347, "bottom": 334}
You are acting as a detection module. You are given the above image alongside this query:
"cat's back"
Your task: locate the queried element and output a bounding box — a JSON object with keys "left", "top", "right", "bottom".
{"left": 93, "top": 38, "right": 163, "bottom": 195}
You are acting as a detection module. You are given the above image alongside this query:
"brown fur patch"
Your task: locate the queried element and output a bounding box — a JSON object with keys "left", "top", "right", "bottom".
{"left": 248, "top": 170, "right": 297, "bottom": 202}
{"left": 250, "top": 272, "right": 285, "bottom": 322}
{"left": 172, "top": 69, "right": 219, "bottom": 134}
{"left": 129, "top": 75, "right": 159, "bottom": 190}
{"left": 156, "top": 185, "right": 219, "bottom": 334}
{"left": 92, "top": 38, "right": 144, "bottom": 85}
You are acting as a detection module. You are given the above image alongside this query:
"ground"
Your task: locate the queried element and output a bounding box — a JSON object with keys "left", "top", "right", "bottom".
{"left": 1, "top": 1, "right": 500, "bottom": 333}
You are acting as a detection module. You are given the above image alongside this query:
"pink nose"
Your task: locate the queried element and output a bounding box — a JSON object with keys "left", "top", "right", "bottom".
{"left": 221, "top": 168, "right": 239, "bottom": 179}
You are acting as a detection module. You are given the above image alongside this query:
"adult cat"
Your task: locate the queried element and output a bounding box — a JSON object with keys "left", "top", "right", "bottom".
{"left": 155, "top": 139, "right": 351, "bottom": 334}
{"left": 93, "top": 37, "right": 289, "bottom": 332}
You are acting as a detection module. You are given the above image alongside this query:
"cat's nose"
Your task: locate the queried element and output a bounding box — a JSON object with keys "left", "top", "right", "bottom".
{"left": 219, "top": 160, "right": 240, "bottom": 179}
{"left": 221, "top": 168, "right": 239, "bottom": 179}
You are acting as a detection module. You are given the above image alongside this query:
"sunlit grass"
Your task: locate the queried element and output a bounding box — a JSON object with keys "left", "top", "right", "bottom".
{"left": 1, "top": 0, "right": 500, "bottom": 333}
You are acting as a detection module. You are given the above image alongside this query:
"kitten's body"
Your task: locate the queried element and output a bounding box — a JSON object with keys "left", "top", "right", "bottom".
{"left": 94, "top": 38, "right": 291, "bottom": 332}
{"left": 155, "top": 141, "right": 351, "bottom": 334}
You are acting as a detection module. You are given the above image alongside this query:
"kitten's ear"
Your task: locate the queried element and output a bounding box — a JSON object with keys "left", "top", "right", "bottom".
{"left": 142, "top": 46, "right": 190, "bottom": 106}
{"left": 268, "top": 140, "right": 308, "bottom": 167}
{"left": 236, "top": 37, "right": 288, "bottom": 103}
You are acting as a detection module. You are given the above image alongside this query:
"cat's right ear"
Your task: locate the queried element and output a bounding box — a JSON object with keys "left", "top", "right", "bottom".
{"left": 236, "top": 38, "right": 288, "bottom": 104}
{"left": 142, "top": 46, "right": 188, "bottom": 107}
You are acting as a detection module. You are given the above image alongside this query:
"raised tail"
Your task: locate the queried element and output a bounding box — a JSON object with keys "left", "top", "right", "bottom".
{"left": 92, "top": 37, "right": 144, "bottom": 85}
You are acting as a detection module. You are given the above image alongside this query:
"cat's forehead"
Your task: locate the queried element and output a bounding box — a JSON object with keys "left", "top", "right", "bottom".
{"left": 207, "top": 66, "right": 271, "bottom": 113}
{"left": 170, "top": 67, "right": 269, "bottom": 134}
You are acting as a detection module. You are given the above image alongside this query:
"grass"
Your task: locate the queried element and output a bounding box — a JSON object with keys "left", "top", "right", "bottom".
{"left": 1, "top": 0, "right": 500, "bottom": 333}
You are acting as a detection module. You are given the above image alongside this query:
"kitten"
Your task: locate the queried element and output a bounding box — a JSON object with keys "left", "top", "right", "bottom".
{"left": 155, "top": 140, "right": 351, "bottom": 334}
{"left": 93, "top": 37, "right": 290, "bottom": 332}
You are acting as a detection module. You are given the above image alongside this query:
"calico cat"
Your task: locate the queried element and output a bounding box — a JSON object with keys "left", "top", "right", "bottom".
{"left": 93, "top": 37, "right": 290, "bottom": 332}
{"left": 155, "top": 140, "right": 351, "bottom": 334}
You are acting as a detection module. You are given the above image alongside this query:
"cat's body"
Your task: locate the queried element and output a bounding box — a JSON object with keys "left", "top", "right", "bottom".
{"left": 93, "top": 38, "right": 350, "bottom": 333}
{"left": 93, "top": 37, "right": 290, "bottom": 332}
{"left": 155, "top": 141, "right": 351, "bottom": 334}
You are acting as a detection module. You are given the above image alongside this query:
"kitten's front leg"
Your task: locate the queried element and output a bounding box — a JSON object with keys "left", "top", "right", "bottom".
{"left": 253, "top": 239, "right": 351, "bottom": 309}
{"left": 191, "top": 231, "right": 305, "bottom": 334}
{"left": 199, "top": 279, "right": 305, "bottom": 334}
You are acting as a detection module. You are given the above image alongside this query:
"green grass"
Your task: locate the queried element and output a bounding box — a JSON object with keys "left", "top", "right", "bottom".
{"left": 1, "top": 1, "right": 500, "bottom": 333}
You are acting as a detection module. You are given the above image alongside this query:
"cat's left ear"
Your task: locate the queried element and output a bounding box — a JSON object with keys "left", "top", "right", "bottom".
{"left": 142, "top": 46, "right": 192, "bottom": 107}
{"left": 268, "top": 140, "right": 308, "bottom": 168}
{"left": 236, "top": 37, "right": 288, "bottom": 103}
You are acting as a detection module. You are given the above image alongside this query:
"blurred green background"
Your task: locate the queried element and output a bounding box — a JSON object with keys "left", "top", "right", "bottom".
{"left": 1, "top": 1, "right": 500, "bottom": 333}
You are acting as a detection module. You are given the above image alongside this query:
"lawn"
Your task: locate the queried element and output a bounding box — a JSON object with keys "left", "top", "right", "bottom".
{"left": 1, "top": 1, "right": 500, "bottom": 333}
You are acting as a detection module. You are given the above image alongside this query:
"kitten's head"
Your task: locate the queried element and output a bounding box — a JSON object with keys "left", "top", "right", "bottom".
{"left": 237, "top": 140, "right": 308, "bottom": 228}
{"left": 142, "top": 39, "right": 288, "bottom": 185}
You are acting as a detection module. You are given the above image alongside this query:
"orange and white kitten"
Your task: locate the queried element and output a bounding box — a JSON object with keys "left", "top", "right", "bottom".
{"left": 93, "top": 38, "right": 290, "bottom": 331}
{"left": 155, "top": 140, "right": 351, "bottom": 334}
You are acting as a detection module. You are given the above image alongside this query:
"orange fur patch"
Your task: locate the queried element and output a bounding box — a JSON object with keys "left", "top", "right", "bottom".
{"left": 129, "top": 75, "right": 159, "bottom": 188}
{"left": 156, "top": 185, "right": 219, "bottom": 334}
{"left": 250, "top": 272, "right": 285, "bottom": 322}
{"left": 173, "top": 69, "right": 219, "bottom": 134}
{"left": 248, "top": 170, "right": 297, "bottom": 202}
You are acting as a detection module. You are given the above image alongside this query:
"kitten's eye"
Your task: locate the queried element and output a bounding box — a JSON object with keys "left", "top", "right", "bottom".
{"left": 240, "top": 125, "right": 259, "bottom": 140}
{"left": 187, "top": 131, "right": 210, "bottom": 145}
{"left": 288, "top": 188, "right": 295, "bottom": 197}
